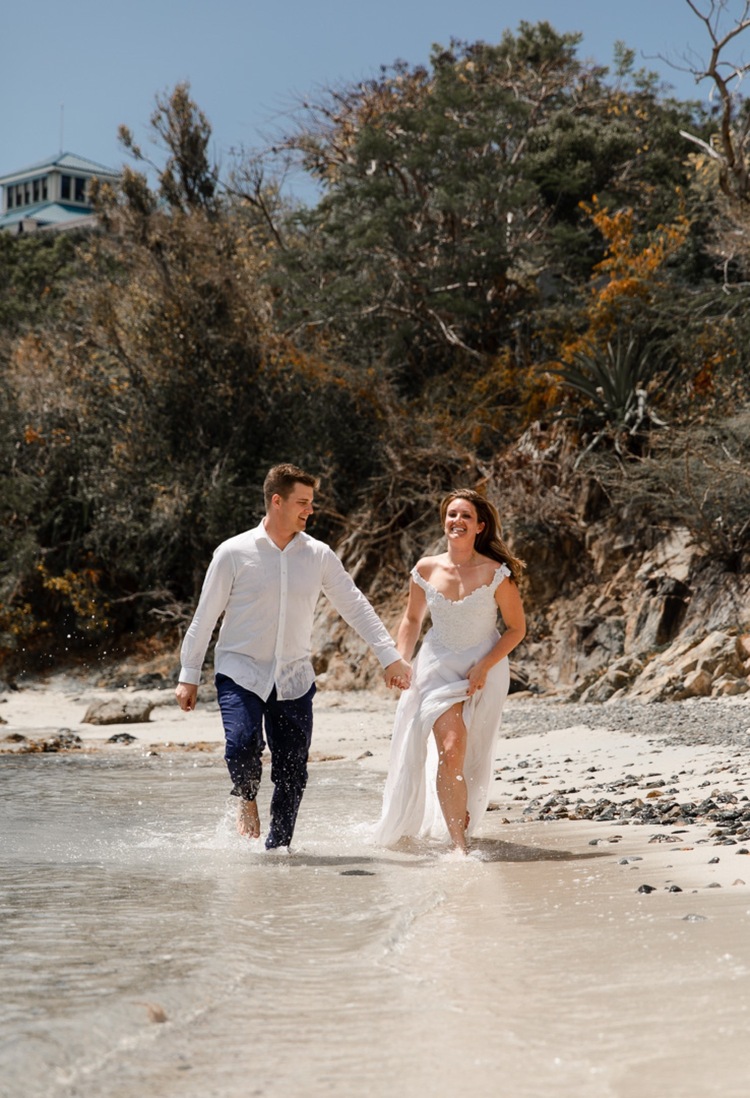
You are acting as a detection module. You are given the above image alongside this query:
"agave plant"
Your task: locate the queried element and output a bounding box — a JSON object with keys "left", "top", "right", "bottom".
{"left": 549, "top": 334, "right": 667, "bottom": 457}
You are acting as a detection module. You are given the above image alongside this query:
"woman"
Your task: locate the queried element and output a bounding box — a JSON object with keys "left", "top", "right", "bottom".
{"left": 374, "top": 490, "right": 526, "bottom": 854}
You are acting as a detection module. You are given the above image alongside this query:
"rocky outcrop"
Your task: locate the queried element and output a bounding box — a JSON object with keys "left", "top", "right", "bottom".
{"left": 310, "top": 522, "right": 749, "bottom": 703}
{"left": 582, "top": 630, "right": 749, "bottom": 703}
{"left": 530, "top": 525, "right": 750, "bottom": 702}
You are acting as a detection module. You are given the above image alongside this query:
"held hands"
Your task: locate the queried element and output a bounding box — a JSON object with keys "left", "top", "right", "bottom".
{"left": 175, "top": 682, "right": 198, "bottom": 712}
{"left": 384, "top": 658, "right": 412, "bottom": 691}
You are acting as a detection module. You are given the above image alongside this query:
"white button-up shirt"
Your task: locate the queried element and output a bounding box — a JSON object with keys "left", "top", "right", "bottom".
{"left": 179, "top": 522, "right": 400, "bottom": 700}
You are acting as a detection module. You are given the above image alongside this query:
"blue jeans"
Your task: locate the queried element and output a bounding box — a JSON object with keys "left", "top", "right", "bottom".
{"left": 216, "top": 674, "right": 316, "bottom": 848}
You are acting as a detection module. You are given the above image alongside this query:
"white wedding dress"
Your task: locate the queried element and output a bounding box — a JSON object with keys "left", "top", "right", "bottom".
{"left": 373, "top": 564, "right": 511, "bottom": 847}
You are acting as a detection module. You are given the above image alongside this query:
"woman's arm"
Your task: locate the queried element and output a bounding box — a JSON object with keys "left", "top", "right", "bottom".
{"left": 396, "top": 576, "right": 428, "bottom": 662}
{"left": 466, "top": 578, "right": 526, "bottom": 695}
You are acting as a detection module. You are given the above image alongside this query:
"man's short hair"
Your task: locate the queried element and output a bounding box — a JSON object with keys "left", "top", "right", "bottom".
{"left": 263, "top": 464, "right": 319, "bottom": 510}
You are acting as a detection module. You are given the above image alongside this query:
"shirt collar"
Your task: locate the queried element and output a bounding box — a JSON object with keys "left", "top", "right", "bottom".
{"left": 255, "top": 519, "right": 304, "bottom": 552}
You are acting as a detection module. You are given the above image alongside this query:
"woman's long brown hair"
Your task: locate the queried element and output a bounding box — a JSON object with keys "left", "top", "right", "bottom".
{"left": 440, "top": 489, "right": 525, "bottom": 584}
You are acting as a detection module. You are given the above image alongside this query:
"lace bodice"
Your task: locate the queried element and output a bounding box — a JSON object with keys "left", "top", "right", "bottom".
{"left": 411, "top": 564, "right": 509, "bottom": 652}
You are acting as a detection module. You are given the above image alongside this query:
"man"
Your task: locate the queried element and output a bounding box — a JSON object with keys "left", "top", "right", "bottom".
{"left": 175, "top": 463, "right": 411, "bottom": 850}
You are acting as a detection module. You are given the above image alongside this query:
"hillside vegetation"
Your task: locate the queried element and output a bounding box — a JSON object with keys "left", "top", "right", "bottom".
{"left": 1, "top": 18, "right": 749, "bottom": 684}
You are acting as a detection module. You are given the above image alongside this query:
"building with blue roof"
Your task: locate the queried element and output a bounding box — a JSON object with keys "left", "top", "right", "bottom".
{"left": 0, "top": 152, "right": 120, "bottom": 234}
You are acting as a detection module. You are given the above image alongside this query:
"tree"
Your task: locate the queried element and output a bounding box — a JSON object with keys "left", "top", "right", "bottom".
{"left": 679, "top": 1, "right": 750, "bottom": 204}
{"left": 1, "top": 85, "right": 389, "bottom": 669}
{"left": 262, "top": 24, "right": 703, "bottom": 449}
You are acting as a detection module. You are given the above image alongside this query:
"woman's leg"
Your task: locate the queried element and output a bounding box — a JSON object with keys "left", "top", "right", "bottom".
{"left": 432, "top": 702, "right": 469, "bottom": 852}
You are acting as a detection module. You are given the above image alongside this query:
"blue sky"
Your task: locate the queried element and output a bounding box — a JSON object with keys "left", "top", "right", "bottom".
{"left": 1, "top": 0, "right": 743, "bottom": 199}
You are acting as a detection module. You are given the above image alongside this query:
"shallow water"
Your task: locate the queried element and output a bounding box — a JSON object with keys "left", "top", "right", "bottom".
{"left": 2, "top": 751, "right": 750, "bottom": 1098}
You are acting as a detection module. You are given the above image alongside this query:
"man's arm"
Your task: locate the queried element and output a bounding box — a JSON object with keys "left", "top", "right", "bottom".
{"left": 174, "top": 547, "right": 234, "bottom": 709}
{"left": 321, "top": 550, "right": 410, "bottom": 686}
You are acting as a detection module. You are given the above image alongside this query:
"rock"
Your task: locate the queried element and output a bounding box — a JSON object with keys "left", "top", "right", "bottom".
{"left": 36, "top": 730, "right": 83, "bottom": 753}
{"left": 107, "top": 732, "right": 138, "bottom": 744}
{"left": 560, "top": 614, "right": 627, "bottom": 692}
{"left": 678, "top": 667, "right": 714, "bottom": 699}
{"left": 627, "top": 573, "right": 691, "bottom": 655}
{"left": 681, "top": 630, "right": 740, "bottom": 675}
{"left": 625, "top": 628, "right": 745, "bottom": 702}
{"left": 579, "top": 656, "right": 644, "bottom": 703}
{"left": 134, "top": 672, "right": 169, "bottom": 689}
{"left": 711, "top": 675, "right": 749, "bottom": 697}
{"left": 83, "top": 698, "right": 155, "bottom": 725}
{"left": 509, "top": 666, "right": 531, "bottom": 694}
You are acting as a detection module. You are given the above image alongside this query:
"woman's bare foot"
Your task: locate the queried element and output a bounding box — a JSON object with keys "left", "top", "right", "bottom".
{"left": 237, "top": 799, "right": 261, "bottom": 838}
{"left": 446, "top": 813, "right": 470, "bottom": 856}
{"left": 445, "top": 843, "right": 468, "bottom": 858}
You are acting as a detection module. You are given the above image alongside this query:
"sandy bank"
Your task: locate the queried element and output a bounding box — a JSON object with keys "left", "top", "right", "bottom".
{"left": 3, "top": 677, "right": 750, "bottom": 900}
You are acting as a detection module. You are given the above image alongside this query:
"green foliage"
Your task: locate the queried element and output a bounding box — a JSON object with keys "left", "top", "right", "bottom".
{"left": 270, "top": 24, "right": 595, "bottom": 391}
{"left": 0, "top": 86, "right": 399, "bottom": 669}
{"left": 588, "top": 413, "right": 750, "bottom": 571}
{"left": 1, "top": 17, "right": 749, "bottom": 671}
{"left": 117, "top": 81, "right": 219, "bottom": 215}
{"left": 0, "top": 231, "right": 85, "bottom": 335}
{"left": 549, "top": 335, "right": 669, "bottom": 449}
{"left": 267, "top": 20, "right": 703, "bottom": 452}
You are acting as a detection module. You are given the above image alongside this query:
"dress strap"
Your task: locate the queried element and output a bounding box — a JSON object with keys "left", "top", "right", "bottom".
{"left": 410, "top": 566, "right": 430, "bottom": 593}
{"left": 490, "top": 563, "right": 511, "bottom": 590}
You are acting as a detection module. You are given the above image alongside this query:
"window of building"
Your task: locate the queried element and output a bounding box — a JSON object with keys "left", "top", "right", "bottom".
{"left": 33, "top": 179, "right": 40, "bottom": 202}
{"left": 7, "top": 189, "right": 14, "bottom": 209}
{"left": 41, "top": 178, "right": 48, "bottom": 200}
{"left": 61, "top": 174, "right": 70, "bottom": 200}
{"left": 74, "top": 176, "right": 86, "bottom": 203}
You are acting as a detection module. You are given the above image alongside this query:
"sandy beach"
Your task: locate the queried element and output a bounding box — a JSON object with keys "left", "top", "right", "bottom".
{"left": 3, "top": 677, "right": 750, "bottom": 1097}
{"left": 4, "top": 676, "right": 750, "bottom": 894}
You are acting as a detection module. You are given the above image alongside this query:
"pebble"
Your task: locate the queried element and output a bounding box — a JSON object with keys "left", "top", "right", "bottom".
{"left": 503, "top": 698, "right": 750, "bottom": 747}
{"left": 496, "top": 698, "right": 750, "bottom": 891}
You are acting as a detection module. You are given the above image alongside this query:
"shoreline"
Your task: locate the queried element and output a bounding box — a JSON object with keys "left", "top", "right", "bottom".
{"left": 3, "top": 678, "right": 750, "bottom": 896}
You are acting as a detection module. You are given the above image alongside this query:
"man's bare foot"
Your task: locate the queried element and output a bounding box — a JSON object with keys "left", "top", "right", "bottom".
{"left": 237, "top": 799, "right": 261, "bottom": 838}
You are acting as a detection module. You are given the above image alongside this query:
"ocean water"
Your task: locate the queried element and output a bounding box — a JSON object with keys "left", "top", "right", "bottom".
{"left": 2, "top": 750, "right": 750, "bottom": 1098}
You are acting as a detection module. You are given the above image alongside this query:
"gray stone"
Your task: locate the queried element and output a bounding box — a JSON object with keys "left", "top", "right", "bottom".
{"left": 83, "top": 698, "right": 154, "bottom": 725}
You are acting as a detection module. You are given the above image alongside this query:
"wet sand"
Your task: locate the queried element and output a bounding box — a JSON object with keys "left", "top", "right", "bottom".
{"left": 3, "top": 680, "right": 750, "bottom": 1096}
{"left": 3, "top": 679, "right": 750, "bottom": 897}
